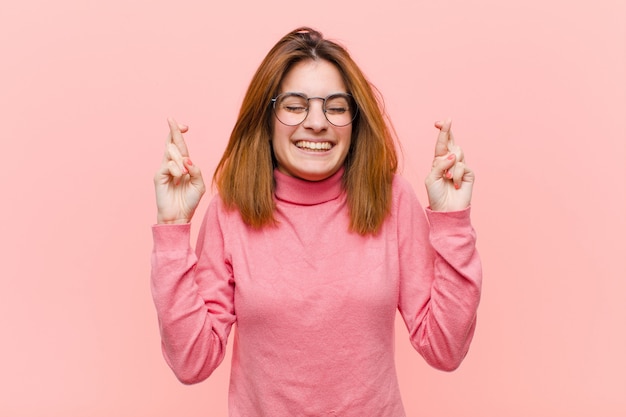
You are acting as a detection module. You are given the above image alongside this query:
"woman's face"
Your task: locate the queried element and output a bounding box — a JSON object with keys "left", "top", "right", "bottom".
{"left": 271, "top": 59, "right": 352, "bottom": 182}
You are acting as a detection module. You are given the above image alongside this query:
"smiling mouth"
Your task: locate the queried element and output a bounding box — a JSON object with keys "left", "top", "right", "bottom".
{"left": 295, "top": 140, "right": 333, "bottom": 151}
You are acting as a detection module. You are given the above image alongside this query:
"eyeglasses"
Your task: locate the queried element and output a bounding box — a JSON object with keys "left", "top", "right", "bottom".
{"left": 271, "top": 92, "right": 358, "bottom": 127}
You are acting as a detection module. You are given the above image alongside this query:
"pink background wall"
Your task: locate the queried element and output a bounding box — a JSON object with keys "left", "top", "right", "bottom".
{"left": 1, "top": 0, "right": 624, "bottom": 416}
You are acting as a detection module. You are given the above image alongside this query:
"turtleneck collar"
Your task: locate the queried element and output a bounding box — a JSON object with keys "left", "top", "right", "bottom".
{"left": 274, "top": 167, "right": 345, "bottom": 206}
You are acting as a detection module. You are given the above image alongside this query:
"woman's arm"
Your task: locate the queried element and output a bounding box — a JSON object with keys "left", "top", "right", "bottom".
{"left": 151, "top": 119, "right": 235, "bottom": 383}
{"left": 397, "top": 119, "right": 482, "bottom": 370}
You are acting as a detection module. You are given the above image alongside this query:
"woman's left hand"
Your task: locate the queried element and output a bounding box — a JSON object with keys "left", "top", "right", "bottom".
{"left": 425, "top": 118, "right": 475, "bottom": 212}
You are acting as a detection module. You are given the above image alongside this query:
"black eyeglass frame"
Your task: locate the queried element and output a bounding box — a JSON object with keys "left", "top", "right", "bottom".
{"left": 270, "top": 92, "right": 358, "bottom": 127}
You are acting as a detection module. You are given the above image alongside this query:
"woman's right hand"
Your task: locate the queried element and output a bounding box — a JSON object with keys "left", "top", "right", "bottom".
{"left": 154, "top": 118, "right": 206, "bottom": 224}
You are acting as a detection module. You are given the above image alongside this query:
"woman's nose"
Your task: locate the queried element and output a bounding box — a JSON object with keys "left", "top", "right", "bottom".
{"left": 302, "top": 100, "right": 329, "bottom": 131}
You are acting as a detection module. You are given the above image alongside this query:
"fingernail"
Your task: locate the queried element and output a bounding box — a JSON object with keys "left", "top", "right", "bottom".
{"left": 186, "top": 158, "right": 193, "bottom": 166}
{"left": 447, "top": 154, "right": 455, "bottom": 160}
{"left": 454, "top": 183, "right": 460, "bottom": 189}
{"left": 446, "top": 171, "right": 452, "bottom": 179}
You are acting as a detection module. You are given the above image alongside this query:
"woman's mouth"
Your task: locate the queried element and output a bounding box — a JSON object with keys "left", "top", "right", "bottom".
{"left": 295, "top": 140, "right": 333, "bottom": 151}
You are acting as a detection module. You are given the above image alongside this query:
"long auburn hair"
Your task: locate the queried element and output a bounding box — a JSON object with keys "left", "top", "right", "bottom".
{"left": 213, "top": 27, "right": 398, "bottom": 235}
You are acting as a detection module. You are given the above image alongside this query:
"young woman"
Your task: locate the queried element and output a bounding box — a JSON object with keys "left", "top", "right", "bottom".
{"left": 152, "top": 27, "right": 481, "bottom": 416}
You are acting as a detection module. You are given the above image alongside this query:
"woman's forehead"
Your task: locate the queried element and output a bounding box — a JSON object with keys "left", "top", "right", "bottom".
{"left": 279, "top": 59, "right": 347, "bottom": 95}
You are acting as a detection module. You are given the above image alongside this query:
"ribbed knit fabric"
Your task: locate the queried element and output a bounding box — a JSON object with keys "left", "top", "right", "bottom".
{"left": 151, "top": 168, "right": 482, "bottom": 416}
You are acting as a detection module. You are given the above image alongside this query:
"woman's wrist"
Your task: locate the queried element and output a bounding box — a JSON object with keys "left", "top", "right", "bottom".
{"left": 156, "top": 215, "right": 191, "bottom": 225}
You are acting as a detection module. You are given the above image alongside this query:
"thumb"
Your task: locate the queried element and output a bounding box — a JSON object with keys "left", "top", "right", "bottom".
{"left": 431, "top": 153, "right": 456, "bottom": 179}
{"left": 183, "top": 158, "right": 205, "bottom": 187}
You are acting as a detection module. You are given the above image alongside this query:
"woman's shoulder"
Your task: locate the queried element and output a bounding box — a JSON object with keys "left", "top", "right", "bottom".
{"left": 392, "top": 173, "right": 413, "bottom": 191}
{"left": 202, "top": 192, "right": 243, "bottom": 225}
{"left": 391, "top": 173, "right": 419, "bottom": 200}
{"left": 390, "top": 173, "right": 425, "bottom": 214}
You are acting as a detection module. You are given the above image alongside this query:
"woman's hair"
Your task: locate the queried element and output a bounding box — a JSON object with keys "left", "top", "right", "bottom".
{"left": 213, "top": 27, "right": 398, "bottom": 235}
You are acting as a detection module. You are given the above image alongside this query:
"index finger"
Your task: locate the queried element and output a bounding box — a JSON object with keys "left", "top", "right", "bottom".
{"left": 167, "top": 117, "right": 190, "bottom": 157}
{"left": 434, "top": 117, "right": 454, "bottom": 157}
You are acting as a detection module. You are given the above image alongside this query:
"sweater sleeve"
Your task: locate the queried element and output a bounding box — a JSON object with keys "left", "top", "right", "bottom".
{"left": 395, "top": 179, "right": 482, "bottom": 371}
{"left": 150, "top": 198, "right": 236, "bottom": 384}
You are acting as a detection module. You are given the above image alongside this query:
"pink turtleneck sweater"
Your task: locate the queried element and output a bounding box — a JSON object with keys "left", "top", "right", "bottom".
{"left": 151, "top": 168, "right": 481, "bottom": 417}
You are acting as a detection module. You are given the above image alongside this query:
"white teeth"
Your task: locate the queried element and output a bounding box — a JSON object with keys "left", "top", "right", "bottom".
{"left": 295, "top": 141, "right": 332, "bottom": 151}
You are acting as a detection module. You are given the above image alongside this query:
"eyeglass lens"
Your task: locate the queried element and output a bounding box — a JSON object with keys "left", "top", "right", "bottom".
{"left": 273, "top": 93, "right": 356, "bottom": 127}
